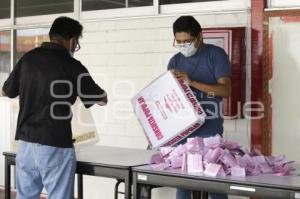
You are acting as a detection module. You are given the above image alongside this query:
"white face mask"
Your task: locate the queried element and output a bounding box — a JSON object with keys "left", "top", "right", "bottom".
{"left": 69, "top": 42, "right": 74, "bottom": 57}
{"left": 177, "top": 41, "right": 198, "bottom": 57}
{"left": 69, "top": 50, "right": 74, "bottom": 57}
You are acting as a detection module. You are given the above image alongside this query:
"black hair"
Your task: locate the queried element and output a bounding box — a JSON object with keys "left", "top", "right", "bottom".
{"left": 173, "top": 16, "right": 202, "bottom": 37}
{"left": 49, "top": 16, "right": 83, "bottom": 40}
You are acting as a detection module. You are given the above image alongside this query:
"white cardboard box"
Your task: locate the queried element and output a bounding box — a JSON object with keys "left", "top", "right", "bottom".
{"left": 132, "top": 71, "right": 206, "bottom": 149}
{"left": 71, "top": 98, "right": 99, "bottom": 151}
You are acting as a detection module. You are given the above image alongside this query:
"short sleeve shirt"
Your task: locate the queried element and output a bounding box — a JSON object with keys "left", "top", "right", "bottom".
{"left": 167, "top": 44, "right": 231, "bottom": 142}
{"left": 2, "top": 42, "right": 105, "bottom": 148}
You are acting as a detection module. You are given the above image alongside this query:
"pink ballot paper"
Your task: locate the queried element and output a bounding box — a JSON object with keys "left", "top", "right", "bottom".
{"left": 149, "top": 135, "right": 295, "bottom": 176}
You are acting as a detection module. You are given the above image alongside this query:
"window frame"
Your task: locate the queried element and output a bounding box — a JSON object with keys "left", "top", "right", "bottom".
{"left": 0, "top": 0, "right": 13, "bottom": 28}
{"left": 0, "top": 0, "right": 11, "bottom": 21}
{"left": 15, "top": 27, "right": 50, "bottom": 63}
{"left": 15, "top": 0, "right": 78, "bottom": 26}
{"left": 0, "top": 0, "right": 78, "bottom": 75}
{"left": 0, "top": 19, "right": 12, "bottom": 28}
{"left": 79, "top": 0, "right": 249, "bottom": 21}
{"left": 15, "top": 13, "right": 75, "bottom": 26}
{"left": 1, "top": 0, "right": 251, "bottom": 28}
{"left": 80, "top": 0, "right": 159, "bottom": 20}
{"left": 81, "top": 6, "right": 158, "bottom": 20}
{"left": 268, "top": 0, "right": 300, "bottom": 8}
{"left": 160, "top": 0, "right": 250, "bottom": 15}
{"left": 0, "top": 0, "right": 251, "bottom": 74}
{"left": 0, "top": 29, "right": 12, "bottom": 70}
{"left": 0, "top": 29, "right": 12, "bottom": 92}
{"left": 14, "top": 0, "right": 75, "bottom": 19}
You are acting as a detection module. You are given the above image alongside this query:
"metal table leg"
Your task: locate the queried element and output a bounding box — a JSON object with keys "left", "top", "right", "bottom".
{"left": 77, "top": 174, "right": 83, "bottom": 199}
{"left": 124, "top": 171, "right": 132, "bottom": 199}
{"left": 201, "top": 191, "right": 208, "bottom": 199}
{"left": 5, "top": 156, "right": 11, "bottom": 199}
{"left": 114, "top": 179, "right": 124, "bottom": 199}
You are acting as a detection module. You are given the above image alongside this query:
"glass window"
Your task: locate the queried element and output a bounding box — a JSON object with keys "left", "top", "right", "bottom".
{"left": 15, "top": 0, "right": 73, "bottom": 17}
{"left": 0, "top": 31, "right": 11, "bottom": 90}
{"left": 160, "top": 0, "right": 225, "bottom": 5}
{"left": 128, "top": 0, "right": 153, "bottom": 7}
{"left": 0, "top": 0, "right": 10, "bottom": 19}
{"left": 82, "top": 0, "right": 153, "bottom": 11}
{"left": 82, "top": 0, "right": 125, "bottom": 11}
{"left": 16, "top": 28, "right": 50, "bottom": 62}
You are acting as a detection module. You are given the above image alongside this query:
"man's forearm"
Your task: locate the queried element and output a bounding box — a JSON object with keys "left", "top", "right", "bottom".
{"left": 190, "top": 80, "right": 231, "bottom": 97}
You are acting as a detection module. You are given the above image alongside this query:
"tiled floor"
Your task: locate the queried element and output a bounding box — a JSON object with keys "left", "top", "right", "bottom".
{"left": 0, "top": 192, "right": 47, "bottom": 199}
{"left": 0, "top": 191, "right": 16, "bottom": 199}
{"left": 0, "top": 189, "right": 43, "bottom": 199}
{"left": 0, "top": 191, "right": 75, "bottom": 199}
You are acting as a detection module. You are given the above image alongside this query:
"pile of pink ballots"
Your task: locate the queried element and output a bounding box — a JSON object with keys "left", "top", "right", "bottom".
{"left": 150, "top": 135, "right": 295, "bottom": 177}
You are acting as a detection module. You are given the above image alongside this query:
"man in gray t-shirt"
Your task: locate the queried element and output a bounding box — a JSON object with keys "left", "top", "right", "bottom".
{"left": 168, "top": 15, "right": 231, "bottom": 199}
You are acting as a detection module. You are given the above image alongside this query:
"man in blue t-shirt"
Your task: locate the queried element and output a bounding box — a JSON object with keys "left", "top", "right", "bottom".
{"left": 168, "top": 16, "right": 231, "bottom": 199}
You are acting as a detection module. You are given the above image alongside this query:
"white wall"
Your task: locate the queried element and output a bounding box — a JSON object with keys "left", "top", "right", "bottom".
{"left": 0, "top": 98, "right": 11, "bottom": 187}
{"left": 75, "top": 11, "right": 251, "bottom": 199}
{"left": 269, "top": 17, "right": 300, "bottom": 163}
{"left": 0, "top": 98, "right": 18, "bottom": 187}
{"left": 0, "top": 0, "right": 299, "bottom": 198}
{"left": 0, "top": 5, "right": 253, "bottom": 199}
{"left": 267, "top": 0, "right": 300, "bottom": 165}
{"left": 1, "top": 9, "right": 252, "bottom": 198}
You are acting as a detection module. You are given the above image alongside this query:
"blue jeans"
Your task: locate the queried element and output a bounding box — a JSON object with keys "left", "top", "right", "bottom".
{"left": 176, "top": 188, "right": 228, "bottom": 199}
{"left": 16, "top": 140, "right": 76, "bottom": 199}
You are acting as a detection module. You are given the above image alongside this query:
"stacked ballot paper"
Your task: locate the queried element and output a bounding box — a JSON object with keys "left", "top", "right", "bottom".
{"left": 150, "top": 135, "right": 295, "bottom": 177}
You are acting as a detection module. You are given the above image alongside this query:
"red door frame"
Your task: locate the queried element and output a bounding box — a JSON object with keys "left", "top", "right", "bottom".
{"left": 203, "top": 28, "right": 246, "bottom": 118}
{"left": 251, "top": 0, "right": 267, "bottom": 154}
